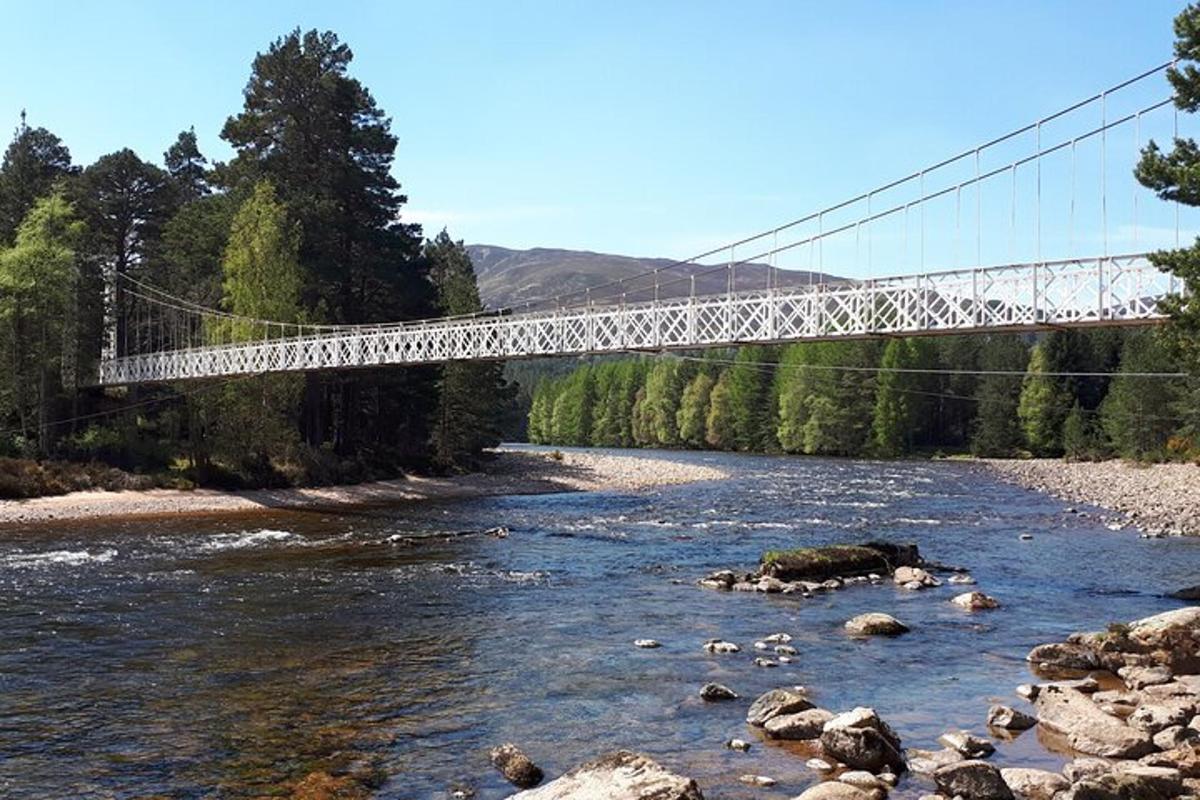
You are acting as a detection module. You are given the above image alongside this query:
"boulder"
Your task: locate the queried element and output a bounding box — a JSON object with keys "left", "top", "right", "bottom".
{"left": 1063, "top": 765, "right": 1183, "bottom": 800}
{"left": 1154, "top": 725, "right": 1200, "bottom": 750}
{"left": 1035, "top": 686, "right": 1154, "bottom": 758}
{"left": 820, "top": 707, "right": 906, "bottom": 774}
{"left": 1128, "top": 697, "right": 1197, "bottom": 733}
{"left": 759, "top": 545, "right": 893, "bottom": 582}
{"left": 951, "top": 591, "right": 999, "bottom": 611}
{"left": 1026, "top": 641, "right": 1101, "bottom": 671}
{"left": 932, "top": 760, "right": 1014, "bottom": 800}
{"left": 838, "top": 771, "right": 889, "bottom": 792}
{"left": 702, "top": 639, "right": 739, "bottom": 654}
{"left": 894, "top": 566, "right": 936, "bottom": 587}
{"left": 489, "top": 743, "right": 545, "bottom": 789}
{"left": 938, "top": 730, "right": 995, "bottom": 758}
{"left": 1125, "top": 607, "right": 1200, "bottom": 673}
{"left": 1140, "top": 743, "right": 1200, "bottom": 777}
{"left": 987, "top": 704, "right": 1037, "bottom": 732}
{"left": 907, "top": 747, "right": 965, "bottom": 776}
{"left": 633, "top": 639, "right": 660, "bottom": 649}
{"left": 699, "top": 682, "right": 738, "bottom": 701}
{"left": 764, "top": 708, "right": 835, "bottom": 740}
{"left": 860, "top": 540, "right": 922, "bottom": 568}
{"left": 738, "top": 775, "right": 776, "bottom": 787}
{"left": 510, "top": 751, "right": 702, "bottom": 800}
{"left": 794, "top": 783, "right": 876, "bottom": 800}
{"left": 1119, "top": 665, "right": 1172, "bottom": 689}
{"left": 845, "top": 613, "right": 910, "bottom": 636}
{"left": 999, "top": 767, "right": 1068, "bottom": 800}
{"left": 1169, "top": 586, "right": 1200, "bottom": 601}
{"left": 746, "top": 687, "right": 813, "bottom": 726}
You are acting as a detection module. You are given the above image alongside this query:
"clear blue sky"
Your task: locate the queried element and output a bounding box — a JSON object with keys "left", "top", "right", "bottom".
{"left": 0, "top": 1, "right": 1190, "bottom": 272}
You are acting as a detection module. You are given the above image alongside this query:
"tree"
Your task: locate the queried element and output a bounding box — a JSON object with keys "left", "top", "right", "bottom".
{"left": 220, "top": 28, "right": 434, "bottom": 457}
{"left": 426, "top": 231, "right": 510, "bottom": 469}
{"left": 1018, "top": 341, "right": 1071, "bottom": 456}
{"left": 872, "top": 339, "right": 911, "bottom": 457}
{"left": 551, "top": 366, "right": 594, "bottom": 446}
{"left": 728, "top": 346, "right": 775, "bottom": 451}
{"left": 1062, "top": 402, "right": 1106, "bottom": 462}
{"left": 0, "top": 115, "right": 75, "bottom": 244}
{"left": 705, "top": 369, "right": 736, "bottom": 449}
{"left": 775, "top": 343, "right": 816, "bottom": 452}
{"left": 677, "top": 371, "right": 714, "bottom": 448}
{"left": 642, "top": 359, "right": 689, "bottom": 446}
{"left": 209, "top": 180, "right": 304, "bottom": 473}
{"left": 1100, "top": 331, "right": 1183, "bottom": 460}
{"left": 971, "top": 335, "right": 1028, "bottom": 457}
{"left": 164, "top": 127, "right": 209, "bottom": 201}
{"left": 0, "top": 194, "right": 82, "bottom": 455}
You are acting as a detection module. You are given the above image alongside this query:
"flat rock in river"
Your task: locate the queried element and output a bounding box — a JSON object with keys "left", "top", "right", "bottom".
{"left": 510, "top": 751, "right": 702, "bottom": 800}
{"left": 1035, "top": 686, "right": 1155, "bottom": 758}
{"left": 746, "top": 687, "right": 813, "bottom": 726}
{"left": 845, "top": 612, "right": 910, "bottom": 636}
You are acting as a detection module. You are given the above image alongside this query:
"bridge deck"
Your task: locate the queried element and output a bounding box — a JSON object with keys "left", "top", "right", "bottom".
{"left": 97, "top": 254, "right": 1174, "bottom": 385}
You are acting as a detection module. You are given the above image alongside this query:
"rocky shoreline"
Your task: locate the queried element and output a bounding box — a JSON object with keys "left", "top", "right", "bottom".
{"left": 981, "top": 459, "right": 1200, "bottom": 537}
{"left": 474, "top": 543, "right": 1200, "bottom": 800}
{"left": 0, "top": 449, "right": 727, "bottom": 526}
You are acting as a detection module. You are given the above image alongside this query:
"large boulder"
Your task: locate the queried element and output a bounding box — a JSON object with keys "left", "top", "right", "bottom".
{"left": 1126, "top": 607, "right": 1200, "bottom": 673}
{"left": 763, "top": 708, "right": 835, "bottom": 740}
{"left": 932, "top": 760, "right": 1014, "bottom": 800}
{"left": 999, "top": 767, "right": 1068, "bottom": 800}
{"left": 1061, "top": 765, "right": 1183, "bottom": 800}
{"left": 760, "top": 545, "right": 892, "bottom": 582}
{"left": 1026, "top": 642, "right": 1102, "bottom": 671}
{"left": 1035, "top": 686, "right": 1155, "bottom": 758}
{"left": 819, "top": 707, "right": 906, "bottom": 774}
{"left": 845, "top": 613, "right": 910, "bottom": 637}
{"left": 510, "top": 751, "right": 702, "bottom": 800}
{"left": 746, "top": 687, "right": 813, "bottom": 726}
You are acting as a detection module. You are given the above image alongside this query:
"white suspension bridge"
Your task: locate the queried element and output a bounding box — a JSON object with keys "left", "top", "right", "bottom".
{"left": 97, "top": 63, "right": 1191, "bottom": 387}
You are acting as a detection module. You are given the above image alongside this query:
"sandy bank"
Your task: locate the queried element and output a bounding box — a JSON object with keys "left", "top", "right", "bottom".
{"left": 981, "top": 458, "right": 1200, "bottom": 536}
{"left": 0, "top": 449, "right": 727, "bottom": 526}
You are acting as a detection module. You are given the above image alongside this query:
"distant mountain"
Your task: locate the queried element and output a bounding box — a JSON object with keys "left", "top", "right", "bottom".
{"left": 466, "top": 244, "right": 842, "bottom": 310}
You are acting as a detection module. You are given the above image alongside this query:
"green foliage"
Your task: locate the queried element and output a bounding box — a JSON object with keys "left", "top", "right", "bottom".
{"left": 870, "top": 338, "right": 936, "bottom": 456}
{"left": 705, "top": 369, "right": 736, "bottom": 450}
{"left": 0, "top": 118, "right": 75, "bottom": 245}
{"left": 971, "top": 335, "right": 1028, "bottom": 457}
{"left": 676, "top": 371, "right": 715, "bottom": 448}
{"left": 426, "top": 231, "right": 512, "bottom": 469}
{"left": 1018, "top": 342, "right": 1070, "bottom": 456}
{"left": 0, "top": 194, "right": 82, "bottom": 455}
{"left": 728, "top": 346, "right": 776, "bottom": 451}
{"left": 550, "top": 366, "right": 595, "bottom": 446}
{"left": 1100, "top": 331, "right": 1183, "bottom": 460}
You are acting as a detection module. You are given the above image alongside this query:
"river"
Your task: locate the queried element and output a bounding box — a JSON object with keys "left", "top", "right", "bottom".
{"left": 1, "top": 447, "right": 1198, "bottom": 799}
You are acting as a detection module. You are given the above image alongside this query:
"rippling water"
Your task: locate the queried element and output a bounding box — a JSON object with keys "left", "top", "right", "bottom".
{"left": 2, "top": 448, "right": 1199, "bottom": 799}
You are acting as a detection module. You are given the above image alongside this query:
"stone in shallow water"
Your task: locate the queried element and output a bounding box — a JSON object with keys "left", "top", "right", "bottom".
{"left": 726, "top": 738, "right": 751, "bottom": 752}
{"left": 999, "top": 767, "right": 1067, "bottom": 800}
{"left": 702, "top": 639, "right": 739, "bottom": 654}
{"left": 699, "top": 682, "right": 738, "bottom": 701}
{"left": 489, "top": 743, "right": 544, "bottom": 789}
{"left": 746, "top": 687, "right": 813, "bottom": 726}
{"left": 819, "top": 707, "right": 906, "bottom": 774}
{"left": 510, "top": 751, "right": 701, "bottom": 800}
{"left": 763, "top": 632, "right": 792, "bottom": 643}
{"left": 844, "top": 612, "right": 910, "bottom": 636}
{"left": 987, "top": 704, "right": 1037, "bottom": 732}
{"left": 1035, "top": 686, "right": 1155, "bottom": 758}
{"left": 738, "top": 774, "right": 776, "bottom": 787}
{"left": 794, "top": 782, "right": 876, "bottom": 800}
{"left": 633, "top": 639, "right": 660, "bottom": 649}
{"left": 764, "top": 708, "right": 835, "bottom": 740}
{"left": 938, "top": 729, "right": 995, "bottom": 758}
{"left": 951, "top": 591, "right": 999, "bottom": 611}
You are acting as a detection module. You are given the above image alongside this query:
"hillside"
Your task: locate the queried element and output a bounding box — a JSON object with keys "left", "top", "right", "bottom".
{"left": 467, "top": 244, "right": 841, "bottom": 310}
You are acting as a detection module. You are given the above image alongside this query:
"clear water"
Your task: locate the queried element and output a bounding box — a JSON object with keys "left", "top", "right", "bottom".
{"left": 1, "top": 447, "right": 1198, "bottom": 799}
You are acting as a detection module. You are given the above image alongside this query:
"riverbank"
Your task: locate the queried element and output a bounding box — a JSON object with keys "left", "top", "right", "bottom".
{"left": 981, "top": 458, "right": 1200, "bottom": 536}
{"left": 0, "top": 449, "right": 727, "bottom": 526}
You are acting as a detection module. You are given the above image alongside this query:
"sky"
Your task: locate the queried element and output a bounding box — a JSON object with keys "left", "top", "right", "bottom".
{"left": 0, "top": 1, "right": 1193, "bottom": 274}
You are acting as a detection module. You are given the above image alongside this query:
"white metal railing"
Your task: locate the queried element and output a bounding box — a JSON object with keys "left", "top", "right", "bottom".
{"left": 97, "top": 254, "right": 1176, "bottom": 385}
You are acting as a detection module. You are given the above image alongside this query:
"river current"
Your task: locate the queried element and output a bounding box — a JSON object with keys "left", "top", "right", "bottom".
{"left": 2, "top": 447, "right": 1198, "bottom": 799}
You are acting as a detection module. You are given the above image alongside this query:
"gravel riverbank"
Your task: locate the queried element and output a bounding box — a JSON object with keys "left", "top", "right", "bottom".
{"left": 0, "top": 449, "right": 727, "bottom": 527}
{"left": 981, "top": 458, "right": 1200, "bottom": 536}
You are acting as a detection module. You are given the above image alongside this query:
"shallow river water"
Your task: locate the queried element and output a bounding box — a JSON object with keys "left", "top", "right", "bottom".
{"left": 2, "top": 447, "right": 1199, "bottom": 799}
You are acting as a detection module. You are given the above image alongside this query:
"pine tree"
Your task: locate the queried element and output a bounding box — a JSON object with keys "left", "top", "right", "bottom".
{"left": 164, "top": 128, "right": 209, "bottom": 202}
{"left": 728, "top": 346, "right": 775, "bottom": 451}
{"left": 642, "top": 360, "right": 688, "bottom": 446}
{"left": 971, "top": 335, "right": 1029, "bottom": 457}
{"left": 426, "top": 230, "right": 510, "bottom": 469}
{"left": 221, "top": 28, "right": 434, "bottom": 459}
{"left": 872, "top": 339, "right": 911, "bottom": 457}
{"left": 0, "top": 115, "right": 75, "bottom": 245}
{"left": 775, "top": 343, "right": 816, "bottom": 452}
{"left": 1100, "top": 331, "right": 1183, "bottom": 459}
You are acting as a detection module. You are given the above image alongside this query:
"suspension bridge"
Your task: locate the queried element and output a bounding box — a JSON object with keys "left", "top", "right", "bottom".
{"left": 97, "top": 63, "right": 1191, "bottom": 387}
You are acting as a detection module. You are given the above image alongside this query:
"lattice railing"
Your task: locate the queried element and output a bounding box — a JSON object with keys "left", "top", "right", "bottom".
{"left": 97, "top": 254, "right": 1177, "bottom": 385}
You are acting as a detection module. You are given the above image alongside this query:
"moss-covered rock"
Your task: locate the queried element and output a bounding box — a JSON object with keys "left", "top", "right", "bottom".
{"left": 759, "top": 544, "right": 897, "bottom": 582}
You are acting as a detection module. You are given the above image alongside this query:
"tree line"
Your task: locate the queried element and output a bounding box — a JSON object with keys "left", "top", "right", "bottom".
{"left": 0, "top": 29, "right": 511, "bottom": 491}
{"left": 527, "top": 328, "right": 1195, "bottom": 462}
